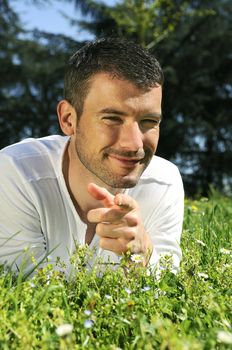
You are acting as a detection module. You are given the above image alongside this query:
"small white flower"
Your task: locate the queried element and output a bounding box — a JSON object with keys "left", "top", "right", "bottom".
{"left": 84, "top": 320, "right": 94, "bottom": 329}
{"left": 220, "top": 248, "right": 231, "bottom": 255}
{"left": 84, "top": 310, "right": 92, "bottom": 316}
{"left": 141, "top": 286, "right": 151, "bottom": 292}
{"left": 197, "top": 272, "right": 209, "bottom": 279}
{"left": 196, "top": 239, "right": 206, "bottom": 247}
{"left": 222, "top": 263, "right": 232, "bottom": 270}
{"left": 46, "top": 274, "right": 51, "bottom": 285}
{"left": 125, "top": 287, "right": 131, "bottom": 294}
{"left": 222, "top": 319, "right": 231, "bottom": 329}
{"left": 130, "top": 253, "right": 145, "bottom": 264}
{"left": 56, "top": 323, "right": 73, "bottom": 337}
{"left": 217, "top": 330, "right": 232, "bottom": 344}
{"left": 104, "top": 294, "right": 111, "bottom": 299}
{"left": 155, "top": 268, "right": 162, "bottom": 281}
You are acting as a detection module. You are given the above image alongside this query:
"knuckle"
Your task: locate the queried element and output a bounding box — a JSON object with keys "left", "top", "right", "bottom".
{"left": 118, "top": 238, "right": 129, "bottom": 252}
{"left": 125, "top": 214, "right": 139, "bottom": 227}
{"left": 96, "top": 223, "right": 102, "bottom": 235}
{"left": 126, "top": 228, "right": 135, "bottom": 240}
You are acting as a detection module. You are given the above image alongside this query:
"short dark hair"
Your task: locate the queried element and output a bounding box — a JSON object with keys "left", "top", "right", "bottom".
{"left": 64, "top": 38, "right": 164, "bottom": 117}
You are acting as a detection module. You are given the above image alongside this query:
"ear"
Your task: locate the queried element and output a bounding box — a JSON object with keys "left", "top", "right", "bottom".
{"left": 57, "top": 100, "right": 76, "bottom": 136}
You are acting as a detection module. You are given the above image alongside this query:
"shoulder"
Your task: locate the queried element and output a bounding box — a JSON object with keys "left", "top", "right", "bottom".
{"left": 0, "top": 135, "right": 68, "bottom": 158}
{"left": 128, "top": 155, "right": 184, "bottom": 205}
{"left": 140, "top": 155, "right": 182, "bottom": 186}
{"left": 128, "top": 156, "right": 184, "bottom": 231}
{"left": 0, "top": 135, "right": 69, "bottom": 181}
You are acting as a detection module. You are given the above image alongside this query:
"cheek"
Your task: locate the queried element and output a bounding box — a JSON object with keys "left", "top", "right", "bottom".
{"left": 145, "top": 130, "right": 160, "bottom": 151}
{"left": 96, "top": 125, "right": 120, "bottom": 146}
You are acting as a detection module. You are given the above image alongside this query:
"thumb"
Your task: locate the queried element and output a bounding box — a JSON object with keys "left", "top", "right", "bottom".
{"left": 87, "top": 182, "right": 115, "bottom": 208}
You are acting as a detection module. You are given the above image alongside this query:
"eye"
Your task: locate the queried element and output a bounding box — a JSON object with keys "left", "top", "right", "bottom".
{"left": 140, "top": 119, "right": 161, "bottom": 129}
{"left": 102, "top": 116, "right": 122, "bottom": 125}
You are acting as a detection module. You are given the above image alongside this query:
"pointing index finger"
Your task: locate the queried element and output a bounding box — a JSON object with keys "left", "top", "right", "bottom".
{"left": 87, "top": 183, "right": 115, "bottom": 208}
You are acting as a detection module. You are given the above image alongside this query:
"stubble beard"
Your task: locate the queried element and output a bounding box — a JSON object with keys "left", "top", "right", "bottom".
{"left": 74, "top": 137, "right": 153, "bottom": 189}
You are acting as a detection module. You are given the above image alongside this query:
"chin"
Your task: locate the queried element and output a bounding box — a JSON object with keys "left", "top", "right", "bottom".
{"left": 120, "top": 180, "right": 138, "bottom": 188}
{"left": 106, "top": 177, "right": 139, "bottom": 189}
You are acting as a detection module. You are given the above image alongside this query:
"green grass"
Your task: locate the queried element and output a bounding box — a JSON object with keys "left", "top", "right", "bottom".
{"left": 0, "top": 191, "right": 232, "bottom": 349}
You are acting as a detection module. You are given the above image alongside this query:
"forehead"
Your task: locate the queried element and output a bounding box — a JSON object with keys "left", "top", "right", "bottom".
{"left": 84, "top": 72, "right": 162, "bottom": 113}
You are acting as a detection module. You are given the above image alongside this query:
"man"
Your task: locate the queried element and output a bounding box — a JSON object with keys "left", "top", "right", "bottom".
{"left": 0, "top": 38, "right": 184, "bottom": 276}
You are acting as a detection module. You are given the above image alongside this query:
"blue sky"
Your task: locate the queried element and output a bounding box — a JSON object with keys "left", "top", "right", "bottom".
{"left": 13, "top": 0, "right": 116, "bottom": 41}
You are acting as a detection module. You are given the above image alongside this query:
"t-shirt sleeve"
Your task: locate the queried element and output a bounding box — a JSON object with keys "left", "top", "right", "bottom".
{"left": 147, "top": 167, "right": 184, "bottom": 273}
{"left": 0, "top": 153, "right": 47, "bottom": 275}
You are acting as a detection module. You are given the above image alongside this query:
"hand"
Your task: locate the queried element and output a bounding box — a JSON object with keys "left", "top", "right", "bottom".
{"left": 87, "top": 183, "right": 153, "bottom": 265}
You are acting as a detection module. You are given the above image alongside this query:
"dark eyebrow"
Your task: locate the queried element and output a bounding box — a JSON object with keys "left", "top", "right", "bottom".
{"left": 97, "top": 108, "right": 162, "bottom": 120}
{"left": 97, "top": 108, "right": 126, "bottom": 116}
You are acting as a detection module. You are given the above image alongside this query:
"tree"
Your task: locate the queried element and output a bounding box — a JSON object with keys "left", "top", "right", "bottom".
{"left": 0, "top": 0, "right": 23, "bottom": 147}
{"left": 155, "top": 0, "right": 232, "bottom": 195}
{"left": 0, "top": 0, "right": 82, "bottom": 149}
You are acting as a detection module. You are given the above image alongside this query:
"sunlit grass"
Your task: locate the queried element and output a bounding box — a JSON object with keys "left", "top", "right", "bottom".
{"left": 0, "top": 190, "right": 231, "bottom": 349}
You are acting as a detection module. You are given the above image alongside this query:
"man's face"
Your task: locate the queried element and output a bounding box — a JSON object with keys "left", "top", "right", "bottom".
{"left": 73, "top": 73, "right": 162, "bottom": 188}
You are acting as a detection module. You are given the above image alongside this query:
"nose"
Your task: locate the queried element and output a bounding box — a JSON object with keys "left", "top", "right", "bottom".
{"left": 118, "top": 122, "right": 143, "bottom": 151}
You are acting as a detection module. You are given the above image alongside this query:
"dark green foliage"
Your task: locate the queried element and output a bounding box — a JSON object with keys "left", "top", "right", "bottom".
{"left": 0, "top": 0, "right": 81, "bottom": 148}
{"left": 156, "top": 0, "right": 232, "bottom": 196}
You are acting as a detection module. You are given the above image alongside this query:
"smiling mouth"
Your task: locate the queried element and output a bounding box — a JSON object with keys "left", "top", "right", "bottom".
{"left": 108, "top": 154, "right": 143, "bottom": 168}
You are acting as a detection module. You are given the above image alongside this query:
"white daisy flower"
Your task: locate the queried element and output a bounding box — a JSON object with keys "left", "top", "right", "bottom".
{"left": 197, "top": 272, "right": 209, "bottom": 279}
{"left": 220, "top": 248, "right": 231, "bottom": 255}
{"left": 84, "top": 320, "right": 94, "bottom": 329}
{"left": 125, "top": 287, "right": 131, "bottom": 294}
{"left": 105, "top": 294, "right": 111, "bottom": 299}
{"left": 222, "top": 319, "right": 231, "bottom": 329}
{"left": 141, "top": 286, "right": 151, "bottom": 292}
{"left": 84, "top": 310, "right": 92, "bottom": 316}
{"left": 217, "top": 330, "right": 232, "bottom": 344}
{"left": 130, "top": 253, "right": 145, "bottom": 264}
{"left": 56, "top": 323, "right": 73, "bottom": 337}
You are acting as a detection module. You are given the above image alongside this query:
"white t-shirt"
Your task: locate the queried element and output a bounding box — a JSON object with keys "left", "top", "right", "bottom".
{"left": 0, "top": 135, "right": 184, "bottom": 275}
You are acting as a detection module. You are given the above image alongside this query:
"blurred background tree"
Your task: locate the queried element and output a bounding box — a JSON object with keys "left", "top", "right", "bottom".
{"left": 1, "top": 0, "right": 231, "bottom": 196}
{"left": 0, "top": 0, "right": 80, "bottom": 147}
